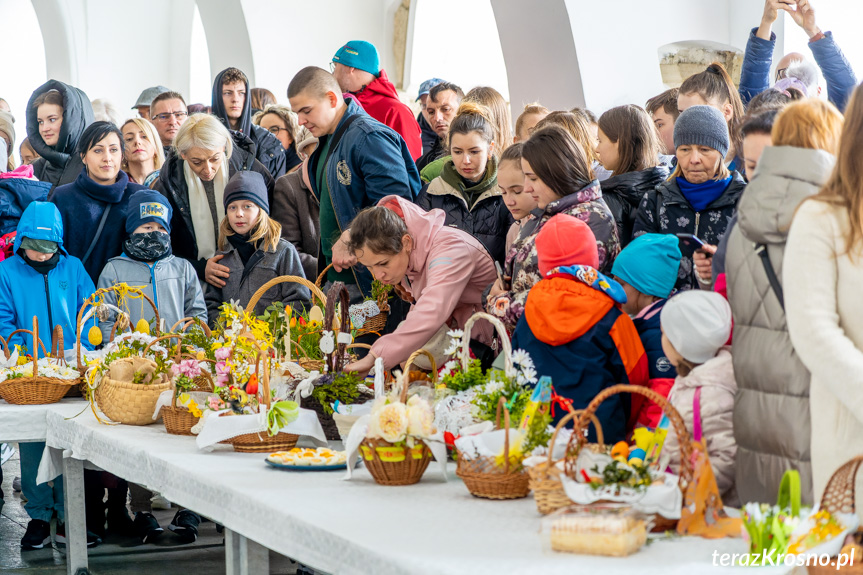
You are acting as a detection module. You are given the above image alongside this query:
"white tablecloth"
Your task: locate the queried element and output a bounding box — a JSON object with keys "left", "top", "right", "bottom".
{"left": 0, "top": 399, "right": 88, "bottom": 442}
{"left": 37, "top": 409, "right": 798, "bottom": 575}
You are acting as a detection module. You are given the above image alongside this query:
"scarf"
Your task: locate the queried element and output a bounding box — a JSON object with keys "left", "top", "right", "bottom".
{"left": 227, "top": 232, "right": 256, "bottom": 265}
{"left": 124, "top": 232, "right": 172, "bottom": 262}
{"left": 676, "top": 175, "right": 732, "bottom": 212}
{"left": 440, "top": 155, "right": 498, "bottom": 210}
{"left": 185, "top": 159, "right": 228, "bottom": 261}
{"left": 20, "top": 251, "right": 61, "bottom": 275}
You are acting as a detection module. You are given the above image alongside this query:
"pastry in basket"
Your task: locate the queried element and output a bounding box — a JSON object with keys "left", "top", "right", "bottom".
{"left": 268, "top": 447, "right": 347, "bottom": 467}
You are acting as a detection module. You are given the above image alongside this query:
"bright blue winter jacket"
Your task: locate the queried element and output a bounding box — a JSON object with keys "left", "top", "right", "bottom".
{"left": 738, "top": 27, "right": 857, "bottom": 112}
{"left": 0, "top": 202, "right": 95, "bottom": 352}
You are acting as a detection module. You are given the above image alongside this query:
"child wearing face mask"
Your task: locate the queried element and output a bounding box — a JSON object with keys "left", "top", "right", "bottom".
{"left": 610, "top": 233, "right": 682, "bottom": 428}
{"left": 0, "top": 201, "right": 99, "bottom": 550}
{"left": 95, "top": 190, "right": 205, "bottom": 543}
{"left": 204, "top": 171, "right": 310, "bottom": 326}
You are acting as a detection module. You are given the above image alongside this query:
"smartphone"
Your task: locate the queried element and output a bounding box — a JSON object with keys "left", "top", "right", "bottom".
{"left": 494, "top": 261, "right": 509, "bottom": 290}
{"left": 676, "top": 233, "right": 706, "bottom": 253}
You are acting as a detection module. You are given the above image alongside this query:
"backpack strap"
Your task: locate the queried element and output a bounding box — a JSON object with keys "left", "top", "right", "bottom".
{"left": 755, "top": 244, "right": 784, "bottom": 310}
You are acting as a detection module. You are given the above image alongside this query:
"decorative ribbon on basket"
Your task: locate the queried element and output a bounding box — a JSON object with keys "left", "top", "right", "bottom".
{"left": 456, "top": 396, "right": 532, "bottom": 500}
{"left": 359, "top": 349, "right": 436, "bottom": 486}
{"left": 0, "top": 317, "right": 78, "bottom": 405}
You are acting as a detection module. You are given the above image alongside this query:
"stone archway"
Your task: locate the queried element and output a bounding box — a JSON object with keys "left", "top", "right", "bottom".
{"left": 195, "top": 0, "right": 256, "bottom": 86}
{"left": 30, "top": 0, "right": 76, "bottom": 83}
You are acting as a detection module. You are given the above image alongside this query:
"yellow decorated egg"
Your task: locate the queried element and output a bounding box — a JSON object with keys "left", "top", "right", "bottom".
{"left": 135, "top": 318, "right": 150, "bottom": 334}
{"left": 87, "top": 325, "right": 103, "bottom": 346}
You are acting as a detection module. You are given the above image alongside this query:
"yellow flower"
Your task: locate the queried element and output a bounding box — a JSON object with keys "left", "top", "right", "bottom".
{"left": 17, "top": 356, "right": 28, "bottom": 366}
{"left": 406, "top": 395, "right": 435, "bottom": 438}
{"left": 188, "top": 400, "right": 202, "bottom": 418}
{"left": 196, "top": 350, "right": 206, "bottom": 361}
{"left": 289, "top": 317, "right": 297, "bottom": 328}
{"left": 374, "top": 403, "right": 408, "bottom": 443}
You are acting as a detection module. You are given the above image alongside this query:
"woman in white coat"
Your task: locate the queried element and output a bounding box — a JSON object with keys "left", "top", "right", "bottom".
{"left": 784, "top": 85, "right": 861, "bottom": 506}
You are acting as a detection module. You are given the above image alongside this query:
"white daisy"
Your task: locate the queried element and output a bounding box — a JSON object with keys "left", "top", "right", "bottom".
{"left": 521, "top": 366, "right": 538, "bottom": 384}
{"left": 511, "top": 349, "right": 533, "bottom": 368}
{"left": 447, "top": 329, "right": 464, "bottom": 340}
{"left": 443, "top": 340, "right": 460, "bottom": 356}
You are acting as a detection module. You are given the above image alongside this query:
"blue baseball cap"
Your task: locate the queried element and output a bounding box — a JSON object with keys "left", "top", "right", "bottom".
{"left": 332, "top": 41, "right": 380, "bottom": 76}
{"left": 416, "top": 78, "right": 444, "bottom": 101}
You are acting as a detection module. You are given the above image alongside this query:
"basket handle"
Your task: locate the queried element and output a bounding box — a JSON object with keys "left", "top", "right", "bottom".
{"left": 52, "top": 325, "right": 64, "bottom": 360}
{"left": 8, "top": 316, "right": 49, "bottom": 373}
{"left": 142, "top": 334, "right": 183, "bottom": 362}
{"left": 0, "top": 333, "right": 9, "bottom": 360}
{"left": 494, "top": 397, "right": 513, "bottom": 474}
{"left": 76, "top": 285, "right": 161, "bottom": 370}
{"left": 170, "top": 317, "right": 212, "bottom": 337}
{"left": 545, "top": 409, "right": 605, "bottom": 468}
{"left": 818, "top": 456, "right": 863, "bottom": 515}
{"left": 324, "top": 282, "right": 350, "bottom": 373}
{"left": 246, "top": 275, "right": 326, "bottom": 314}
{"left": 234, "top": 332, "right": 271, "bottom": 409}
{"left": 397, "top": 349, "right": 438, "bottom": 403}
{"left": 172, "top": 356, "right": 216, "bottom": 408}
{"left": 315, "top": 263, "right": 334, "bottom": 289}
{"left": 565, "top": 384, "right": 694, "bottom": 490}
{"left": 460, "top": 312, "right": 513, "bottom": 375}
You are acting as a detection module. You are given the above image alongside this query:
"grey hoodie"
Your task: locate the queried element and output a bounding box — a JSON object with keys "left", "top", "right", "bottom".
{"left": 96, "top": 254, "right": 206, "bottom": 339}
{"left": 726, "top": 145, "right": 836, "bottom": 506}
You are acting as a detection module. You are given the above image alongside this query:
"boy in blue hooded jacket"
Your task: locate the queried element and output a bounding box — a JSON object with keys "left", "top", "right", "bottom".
{"left": 0, "top": 201, "right": 98, "bottom": 550}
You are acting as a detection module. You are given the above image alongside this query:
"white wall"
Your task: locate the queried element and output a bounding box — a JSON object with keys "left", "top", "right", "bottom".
{"left": 406, "top": 0, "right": 509, "bottom": 102}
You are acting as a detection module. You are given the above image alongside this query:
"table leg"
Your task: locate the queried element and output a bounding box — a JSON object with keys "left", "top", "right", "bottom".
{"left": 61, "top": 453, "right": 89, "bottom": 575}
{"left": 225, "top": 528, "right": 269, "bottom": 575}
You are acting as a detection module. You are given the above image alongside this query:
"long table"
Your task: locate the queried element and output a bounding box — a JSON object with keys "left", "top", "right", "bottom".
{"left": 26, "top": 406, "right": 798, "bottom": 575}
{"left": 0, "top": 399, "right": 88, "bottom": 443}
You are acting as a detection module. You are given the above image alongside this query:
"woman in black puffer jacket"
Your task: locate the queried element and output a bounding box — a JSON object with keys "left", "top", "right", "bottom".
{"left": 597, "top": 105, "right": 670, "bottom": 247}
{"left": 417, "top": 102, "right": 512, "bottom": 264}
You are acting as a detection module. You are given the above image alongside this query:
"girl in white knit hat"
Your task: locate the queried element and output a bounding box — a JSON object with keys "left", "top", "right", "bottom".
{"left": 659, "top": 290, "right": 739, "bottom": 506}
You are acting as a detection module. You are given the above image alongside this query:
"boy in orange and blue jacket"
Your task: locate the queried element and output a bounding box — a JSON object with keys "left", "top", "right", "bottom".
{"left": 511, "top": 214, "right": 648, "bottom": 443}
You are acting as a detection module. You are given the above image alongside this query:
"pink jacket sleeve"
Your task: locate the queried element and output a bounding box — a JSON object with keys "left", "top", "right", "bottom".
{"left": 371, "top": 237, "right": 478, "bottom": 369}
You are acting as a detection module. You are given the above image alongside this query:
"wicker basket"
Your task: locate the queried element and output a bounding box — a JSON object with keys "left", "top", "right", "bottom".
{"left": 0, "top": 318, "right": 77, "bottom": 405}
{"left": 223, "top": 338, "right": 301, "bottom": 452}
{"left": 359, "top": 349, "right": 436, "bottom": 486}
{"left": 456, "top": 397, "right": 531, "bottom": 499}
{"left": 162, "top": 352, "right": 216, "bottom": 436}
{"left": 563, "top": 384, "right": 694, "bottom": 532}
{"left": 807, "top": 457, "right": 863, "bottom": 575}
{"left": 529, "top": 409, "right": 605, "bottom": 514}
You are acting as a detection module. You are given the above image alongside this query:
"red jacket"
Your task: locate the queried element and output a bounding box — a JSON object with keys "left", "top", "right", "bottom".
{"left": 352, "top": 70, "right": 423, "bottom": 161}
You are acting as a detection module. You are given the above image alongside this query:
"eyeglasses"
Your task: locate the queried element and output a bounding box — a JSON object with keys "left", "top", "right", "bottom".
{"left": 152, "top": 111, "right": 188, "bottom": 122}
{"left": 266, "top": 126, "right": 292, "bottom": 135}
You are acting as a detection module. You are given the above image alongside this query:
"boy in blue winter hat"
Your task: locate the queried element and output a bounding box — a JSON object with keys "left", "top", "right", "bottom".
{"left": 611, "top": 233, "right": 683, "bottom": 427}
{"left": 95, "top": 189, "right": 206, "bottom": 543}
{"left": 0, "top": 201, "right": 99, "bottom": 550}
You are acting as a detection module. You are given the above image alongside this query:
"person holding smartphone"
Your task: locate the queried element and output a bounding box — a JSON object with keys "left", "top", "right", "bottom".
{"left": 632, "top": 106, "right": 746, "bottom": 291}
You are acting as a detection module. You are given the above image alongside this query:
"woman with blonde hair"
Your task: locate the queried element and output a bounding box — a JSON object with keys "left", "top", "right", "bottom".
{"left": 726, "top": 98, "right": 843, "bottom": 507}
{"left": 417, "top": 101, "right": 512, "bottom": 264}
{"left": 534, "top": 111, "right": 608, "bottom": 179}
{"left": 121, "top": 118, "right": 165, "bottom": 187}
{"left": 784, "top": 86, "right": 863, "bottom": 508}
{"left": 203, "top": 170, "right": 310, "bottom": 323}
{"left": 153, "top": 113, "right": 274, "bottom": 286}
{"left": 253, "top": 104, "right": 302, "bottom": 172}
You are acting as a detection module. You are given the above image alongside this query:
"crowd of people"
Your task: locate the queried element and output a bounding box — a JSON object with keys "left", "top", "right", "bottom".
{"left": 0, "top": 0, "right": 861, "bottom": 558}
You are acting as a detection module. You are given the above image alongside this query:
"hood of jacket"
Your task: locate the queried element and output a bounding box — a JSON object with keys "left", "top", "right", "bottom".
{"left": 26, "top": 80, "right": 94, "bottom": 167}
{"left": 14, "top": 201, "right": 67, "bottom": 254}
{"left": 524, "top": 266, "right": 626, "bottom": 346}
{"left": 601, "top": 165, "right": 670, "bottom": 207}
{"left": 212, "top": 68, "right": 253, "bottom": 137}
{"left": 738, "top": 146, "right": 835, "bottom": 245}
{"left": 355, "top": 69, "right": 401, "bottom": 101}
{"left": 670, "top": 347, "right": 735, "bottom": 393}
{"left": 0, "top": 177, "right": 51, "bottom": 234}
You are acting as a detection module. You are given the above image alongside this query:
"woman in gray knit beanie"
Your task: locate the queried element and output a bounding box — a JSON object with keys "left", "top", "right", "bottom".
{"left": 631, "top": 105, "right": 746, "bottom": 292}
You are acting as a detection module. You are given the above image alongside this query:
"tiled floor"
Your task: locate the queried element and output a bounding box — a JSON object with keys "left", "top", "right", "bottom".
{"left": 0, "top": 445, "right": 300, "bottom": 574}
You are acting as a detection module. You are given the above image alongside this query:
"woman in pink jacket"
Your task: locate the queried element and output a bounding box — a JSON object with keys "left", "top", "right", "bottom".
{"left": 343, "top": 195, "right": 497, "bottom": 376}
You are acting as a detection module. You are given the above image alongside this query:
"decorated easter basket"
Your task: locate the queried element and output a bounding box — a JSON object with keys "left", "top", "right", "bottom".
{"left": 246, "top": 272, "right": 328, "bottom": 373}
{"left": 224, "top": 336, "right": 300, "bottom": 453}
{"left": 805, "top": 457, "right": 863, "bottom": 575}
{"left": 528, "top": 409, "right": 605, "bottom": 514}
{"left": 316, "top": 262, "right": 390, "bottom": 337}
{"left": 159, "top": 326, "right": 216, "bottom": 436}
{"left": 563, "top": 384, "right": 694, "bottom": 532}
{"left": 359, "top": 349, "right": 435, "bottom": 486}
{"left": 456, "top": 396, "right": 532, "bottom": 500}
{"left": 0, "top": 318, "right": 78, "bottom": 405}
{"left": 169, "top": 317, "right": 217, "bottom": 392}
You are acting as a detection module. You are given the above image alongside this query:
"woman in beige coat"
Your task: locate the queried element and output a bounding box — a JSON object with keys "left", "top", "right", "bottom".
{"left": 784, "top": 86, "right": 862, "bottom": 507}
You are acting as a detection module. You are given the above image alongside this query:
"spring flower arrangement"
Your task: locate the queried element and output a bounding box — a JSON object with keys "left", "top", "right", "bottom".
{"left": 86, "top": 331, "right": 172, "bottom": 388}
{"left": 366, "top": 392, "right": 436, "bottom": 447}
